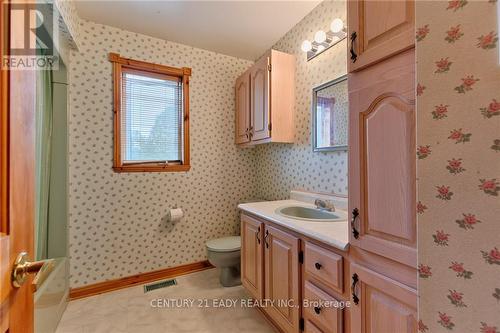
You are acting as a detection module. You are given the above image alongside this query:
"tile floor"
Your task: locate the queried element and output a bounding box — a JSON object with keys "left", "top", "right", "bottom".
{"left": 55, "top": 268, "right": 275, "bottom": 333}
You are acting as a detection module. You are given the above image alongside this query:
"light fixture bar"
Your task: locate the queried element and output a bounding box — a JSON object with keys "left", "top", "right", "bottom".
{"left": 302, "top": 18, "right": 347, "bottom": 61}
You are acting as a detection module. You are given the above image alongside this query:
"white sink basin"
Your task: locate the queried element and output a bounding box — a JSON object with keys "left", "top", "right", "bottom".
{"left": 276, "top": 206, "right": 347, "bottom": 222}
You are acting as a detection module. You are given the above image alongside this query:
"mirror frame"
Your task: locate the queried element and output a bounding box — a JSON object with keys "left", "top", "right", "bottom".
{"left": 312, "top": 74, "right": 349, "bottom": 152}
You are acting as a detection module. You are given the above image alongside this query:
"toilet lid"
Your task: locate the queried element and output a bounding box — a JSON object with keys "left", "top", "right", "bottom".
{"left": 206, "top": 236, "right": 241, "bottom": 253}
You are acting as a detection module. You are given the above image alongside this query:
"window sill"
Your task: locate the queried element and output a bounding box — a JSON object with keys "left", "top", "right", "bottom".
{"left": 113, "top": 164, "right": 191, "bottom": 173}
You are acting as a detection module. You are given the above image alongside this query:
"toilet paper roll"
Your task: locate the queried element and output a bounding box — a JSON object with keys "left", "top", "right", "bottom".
{"left": 168, "top": 208, "right": 184, "bottom": 222}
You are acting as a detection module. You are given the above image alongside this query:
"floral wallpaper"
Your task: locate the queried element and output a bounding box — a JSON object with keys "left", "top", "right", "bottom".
{"left": 255, "top": 0, "right": 348, "bottom": 199}
{"left": 54, "top": 0, "right": 81, "bottom": 50}
{"left": 68, "top": 20, "right": 258, "bottom": 287}
{"left": 416, "top": 1, "right": 500, "bottom": 332}
{"left": 65, "top": 0, "right": 350, "bottom": 288}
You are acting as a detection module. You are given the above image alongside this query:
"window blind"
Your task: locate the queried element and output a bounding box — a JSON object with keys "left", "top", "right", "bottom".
{"left": 121, "top": 70, "right": 183, "bottom": 163}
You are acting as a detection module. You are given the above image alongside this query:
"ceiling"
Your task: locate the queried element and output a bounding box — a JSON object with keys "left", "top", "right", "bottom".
{"left": 74, "top": 1, "right": 320, "bottom": 60}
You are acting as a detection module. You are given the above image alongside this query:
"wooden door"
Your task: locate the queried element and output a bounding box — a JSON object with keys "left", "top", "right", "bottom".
{"left": 235, "top": 70, "right": 250, "bottom": 144}
{"left": 250, "top": 52, "right": 270, "bottom": 141}
{"left": 1, "top": 1, "right": 37, "bottom": 331}
{"left": 241, "top": 214, "right": 263, "bottom": 300}
{"left": 264, "top": 225, "right": 300, "bottom": 333}
{"left": 348, "top": 50, "right": 416, "bottom": 267}
{"left": 348, "top": 0, "right": 414, "bottom": 72}
{"left": 350, "top": 262, "right": 417, "bottom": 333}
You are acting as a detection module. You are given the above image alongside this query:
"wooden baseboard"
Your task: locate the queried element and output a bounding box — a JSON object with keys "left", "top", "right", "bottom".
{"left": 69, "top": 260, "right": 213, "bottom": 300}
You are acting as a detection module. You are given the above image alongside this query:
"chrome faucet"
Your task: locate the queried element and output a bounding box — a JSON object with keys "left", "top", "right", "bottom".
{"left": 314, "top": 199, "right": 335, "bottom": 212}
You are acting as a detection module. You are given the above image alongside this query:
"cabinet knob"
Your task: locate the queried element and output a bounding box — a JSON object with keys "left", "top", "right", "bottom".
{"left": 314, "top": 306, "right": 321, "bottom": 315}
{"left": 314, "top": 262, "right": 322, "bottom": 270}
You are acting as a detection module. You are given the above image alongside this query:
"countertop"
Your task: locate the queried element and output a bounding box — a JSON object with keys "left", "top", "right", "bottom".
{"left": 238, "top": 200, "right": 349, "bottom": 251}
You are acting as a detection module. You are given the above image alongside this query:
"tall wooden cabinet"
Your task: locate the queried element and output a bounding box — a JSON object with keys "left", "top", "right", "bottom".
{"left": 348, "top": 1, "right": 417, "bottom": 332}
{"left": 348, "top": 0, "right": 415, "bottom": 72}
{"left": 348, "top": 50, "right": 416, "bottom": 267}
{"left": 235, "top": 49, "right": 295, "bottom": 146}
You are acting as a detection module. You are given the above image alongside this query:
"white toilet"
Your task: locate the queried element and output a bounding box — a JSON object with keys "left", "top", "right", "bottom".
{"left": 206, "top": 236, "right": 241, "bottom": 287}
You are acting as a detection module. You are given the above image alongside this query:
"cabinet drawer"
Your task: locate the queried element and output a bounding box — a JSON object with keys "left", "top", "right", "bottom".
{"left": 304, "top": 242, "right": 343, "bottom": 293}
{"left": 303, "top": 281, "right": 342, "bottom": 333}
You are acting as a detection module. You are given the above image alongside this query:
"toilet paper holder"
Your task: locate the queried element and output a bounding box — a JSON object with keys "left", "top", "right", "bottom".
{"left": 167, "top": 207, "right": 184, "bottom": 222}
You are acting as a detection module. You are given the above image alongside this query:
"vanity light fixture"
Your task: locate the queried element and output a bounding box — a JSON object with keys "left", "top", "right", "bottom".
{"left": 301, "top": 18, "right": 347, "bottom": 61}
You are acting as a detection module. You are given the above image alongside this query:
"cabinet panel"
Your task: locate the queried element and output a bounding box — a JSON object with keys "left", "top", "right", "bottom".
{"left": 235, "top": 71, "right": 250, "bottom": 144}
{"left": 348, "top": 0, "right": 414, "bottom": 72}
{"left": 241, "top": 214, "right": 263, "bottom": 300}
{"left": 350, "top": 262, "right": 417, "bottom": 333}
{"left": 362, "top": 96, "right": 414, "bottom": 242}
{"left": 348, "top": 50, "right": 416, "bottom": 267}
{"left": 305, "top": 319, "right": 324, "bottom": 333}
{"left": 250, "top": 53, "right": 270, "bottom": 141}
{"left": 264, "top": 225, "right": 300, "bottom": 333}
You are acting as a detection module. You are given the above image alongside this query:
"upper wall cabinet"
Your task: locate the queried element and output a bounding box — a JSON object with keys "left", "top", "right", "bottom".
{"left": 348, "top": 0, "right": 415, "bottom": 72}
{"left": 235, "top": 49, "right": 295, "bottom": 146}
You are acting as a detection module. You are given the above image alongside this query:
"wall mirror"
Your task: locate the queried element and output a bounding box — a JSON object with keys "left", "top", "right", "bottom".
{"left": 312, "top": 75, "right": 348, "bottom": 152}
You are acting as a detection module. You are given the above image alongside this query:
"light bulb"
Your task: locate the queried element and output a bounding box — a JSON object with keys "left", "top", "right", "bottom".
{"left": 317, "top": 45, "right": 325, "bottom": 52}
{"left": 301, "top": 40, "right": 312, "bottom": 52}
{"left": 331, "top": 36, "right": 340, "bottom": 43}
{"left": 314, "top": 30, "right": 327, "bottom": 43}
{"left": 330, "top": 18, "right": 344, "bottom": 33}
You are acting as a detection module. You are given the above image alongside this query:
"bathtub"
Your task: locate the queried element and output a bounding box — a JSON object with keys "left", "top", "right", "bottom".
{"left": 34, "top": 257, "right": 69, "bottom": 333}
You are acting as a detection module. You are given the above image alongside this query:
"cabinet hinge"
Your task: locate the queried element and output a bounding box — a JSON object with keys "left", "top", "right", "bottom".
{"left": 299, "top": 318, "right": 304, "bottom": 331}
{"left": 268, "top": 123, "right": 272, "bottom": 131}
{"left": 298, "top": 251, "right": 303, "bottom": 264}
{"left": 267, "top": 64, "right": 272, "bottom": 72}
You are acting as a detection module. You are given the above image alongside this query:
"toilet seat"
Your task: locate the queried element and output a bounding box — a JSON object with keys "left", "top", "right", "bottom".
{"left": 206, "top": 236, "right": 241, "bottom": 253}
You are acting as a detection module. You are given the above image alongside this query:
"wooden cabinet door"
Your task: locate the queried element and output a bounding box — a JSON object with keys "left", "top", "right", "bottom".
{"left": 348, "top": 50, "right": 416, "bottom": 267}
{"left": 241, "top": 214, "right": 264, "bottom": 300}
{"left": 264, "top": 225, "right": 300, "bottom": 333}
{"left": 250, "top": 52, "right": 271, "bottom": 141}
{"left": 1, "top": 3, "right": 37, "bottom": 331}
{"left": 235, "top": 70, "right": 250, "bottom": 144}
{"left": 348, "top": 0, "right": 414, "bottom": 72}
{"left": 350, "top": 262, "right": 417, "bottom": 333}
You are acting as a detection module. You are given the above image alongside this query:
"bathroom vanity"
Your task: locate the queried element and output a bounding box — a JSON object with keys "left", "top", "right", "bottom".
{"left": 238, "top": 193, "right": 351, "bottom": 333}
{"left": 239, "top": 189, "right": 417, "bottom": 333}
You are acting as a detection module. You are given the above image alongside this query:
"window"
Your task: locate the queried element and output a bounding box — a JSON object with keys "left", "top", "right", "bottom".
{"left": 109, "top": 53, "right": 191, "bottom": 172}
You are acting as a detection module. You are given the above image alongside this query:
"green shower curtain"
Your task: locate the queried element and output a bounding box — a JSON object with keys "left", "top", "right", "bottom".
{"left": 35, "top": 63, "right": 53, "bottom": 261}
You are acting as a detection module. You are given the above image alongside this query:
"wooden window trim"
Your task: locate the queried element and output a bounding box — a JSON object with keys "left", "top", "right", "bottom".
{"left": 109, "top": 53, "right": 191, "bottom": 173}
